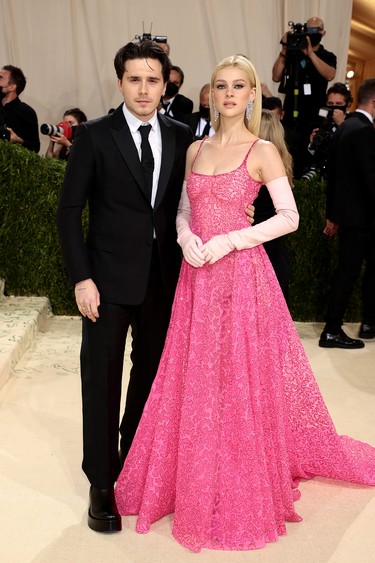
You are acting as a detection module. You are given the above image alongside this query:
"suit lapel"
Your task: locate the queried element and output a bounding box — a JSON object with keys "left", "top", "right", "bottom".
{"left": 154, "top": 113, "right": 176, "bottom": 210}
{"left": 109, "top": 105, "right": 149, "bottom": 200}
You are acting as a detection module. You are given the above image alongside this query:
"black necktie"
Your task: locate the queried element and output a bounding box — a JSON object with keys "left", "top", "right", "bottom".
{"left": 138, "top": 124, "right": 154, "bottom": 201}
{"left": 202, "top": 120, "right": 211, "bottom": 137}
{"left": 162, "top": 101, "right": 170, "bottom": 114}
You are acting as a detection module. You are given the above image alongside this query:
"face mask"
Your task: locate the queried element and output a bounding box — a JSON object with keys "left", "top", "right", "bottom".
{"left": 199, "top": 105, "right": 210, "bottom": 120}
{"left": 308, "top": 33, "right": 322, "bottom": 47}
{"left": 165, "top": 82, "right": 179, "bottom": 97}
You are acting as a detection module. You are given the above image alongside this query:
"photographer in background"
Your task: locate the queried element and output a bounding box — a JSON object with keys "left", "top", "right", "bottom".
{"left": 303, "top": 82, "right": 353, "bottom": 179}
{"left": 0, "top": 65, "right": 40, "bottom": 152}
{"left": 319, "top": 78, "right": 375, "bottom": 349}
{"left": 272, "top": 17, "right": 336, "bottom": 147}
{"left": 45, "top": 108, "right": 87, "bottom": 160}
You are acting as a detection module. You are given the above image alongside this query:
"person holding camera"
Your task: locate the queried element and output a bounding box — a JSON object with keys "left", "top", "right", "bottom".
{"left": 319, "top": 78, "right": 375, "bottom": 349}
{"left": 45, "top": 107, "right": 87, "bottom": 160}
{"left": 303, "top": 82, "right": 352, "bottom": 179}
{"left": 0, "top": 65, "right": 40, "bottom": 152}
{"left": 272, "top": 17, "right": 336, "bottom": 146}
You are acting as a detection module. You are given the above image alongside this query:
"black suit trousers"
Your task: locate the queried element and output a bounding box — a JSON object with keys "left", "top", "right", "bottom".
{"left": 325, "top": 226, "right": 375, "bottom": 333}
{"left": 80, "top": 242, "right": 173, "bottom": 487}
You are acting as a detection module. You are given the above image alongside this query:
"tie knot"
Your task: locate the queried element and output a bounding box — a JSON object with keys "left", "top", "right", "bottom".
{"left": 138, "top": 123, "right": 152, "bottom": 139}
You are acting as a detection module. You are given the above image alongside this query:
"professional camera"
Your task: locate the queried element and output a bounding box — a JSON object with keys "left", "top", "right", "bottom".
{"left": 0, "top": 124, "right": 11, "bottom": 142}
{"left": 133, "top": 23, "right": 167, "bottom": 45}
{"left": 310, "top": 105, "right": 346, "bottom": 153}
{"left": 302, "top": 106, "right": 344, "bottom": 180}
{"left": 40, "top": 121, "right": 75, "bottom": 140}
{"left": 286, "top": 21, "right": 321, "bottom": 50}
{"left": 137, "top": 33, "right": 167, "bottom": 44}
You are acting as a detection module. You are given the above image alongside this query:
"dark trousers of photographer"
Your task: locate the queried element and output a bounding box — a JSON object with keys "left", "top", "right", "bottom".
{"left": 325, "top": 226, "right": 375, "bottom": 333}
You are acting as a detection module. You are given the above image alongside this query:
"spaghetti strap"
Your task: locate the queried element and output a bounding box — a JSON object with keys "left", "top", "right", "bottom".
{"left": 243, "top": 138, "right": 260, "bottom": 165}
{"left": 191, "top": 138, "right": 207, "bottom": 169}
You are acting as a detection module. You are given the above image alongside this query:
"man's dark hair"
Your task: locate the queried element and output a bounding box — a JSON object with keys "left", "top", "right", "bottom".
{"left": 262, "top": 96, "right": 283, "bottom": 111}
{"left": 63, "top": 108, "right": 87, "bottom": 123}
{"left": 2, "top": 65, "right": 26, "bottom": 95}
{"left": 171, "top": 65, "right": 184, "bottom": 85}
{"left": 114, "top": 41, "right": 171, "bottom": 83}
{"left": 357, "top": 77, "right": 375, "bottom": 106}
{"left": 326, "top": 82, "right": 353, "bottom": 107}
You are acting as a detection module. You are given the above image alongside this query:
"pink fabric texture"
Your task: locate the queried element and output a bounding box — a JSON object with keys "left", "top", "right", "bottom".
{"left": 115, "top": 147, "right": 375, "bottom": 552}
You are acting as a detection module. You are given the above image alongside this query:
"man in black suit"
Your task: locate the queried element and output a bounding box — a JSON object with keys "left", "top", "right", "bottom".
{"left": 0, "top": 65, "right": 40, "bottom": 152}
{"left": 319, "top": 78, "right": 375, "bottom": 349}
{"left": 160, "top": 65, "right": 193, "bottom": 122}
{"left": 57, "top": 41, "right": 193, "bottom": 533}
{"left": 182, "top": 83, "right": 214, "bottom": 140}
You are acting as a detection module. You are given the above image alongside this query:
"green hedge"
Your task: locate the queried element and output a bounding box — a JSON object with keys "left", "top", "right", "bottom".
{"left": 0, "top": 142, "right": 362, "bottom": 321}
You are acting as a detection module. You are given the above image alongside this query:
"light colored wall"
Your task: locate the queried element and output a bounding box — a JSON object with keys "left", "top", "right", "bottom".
{"left": 0, "top": 0, "right": 352, "bottom": 154}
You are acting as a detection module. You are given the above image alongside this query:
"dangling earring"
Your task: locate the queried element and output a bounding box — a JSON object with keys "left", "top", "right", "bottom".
{"left": 213, "top": 101, "right": 219, "bottom": 122}
{"left": 246, "top": 100, "right": 254, "bottom": 121}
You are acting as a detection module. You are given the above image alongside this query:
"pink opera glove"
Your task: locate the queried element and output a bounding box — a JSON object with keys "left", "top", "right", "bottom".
{"left": 228, "top": 176, "right": 299, "bottom": 250}
{"left": 203, "top": 177, "right": 298, "bottom": 265}
{"left": 176, "top": 180, "right": 205, "bottom": 268}
{"left": 201, "top": 234, "right": 235, "bottom": 265}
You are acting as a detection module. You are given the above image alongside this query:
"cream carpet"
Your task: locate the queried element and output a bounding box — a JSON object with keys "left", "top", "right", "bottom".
{"left": 0, "top": 309, "right": 374, "bottom": 563}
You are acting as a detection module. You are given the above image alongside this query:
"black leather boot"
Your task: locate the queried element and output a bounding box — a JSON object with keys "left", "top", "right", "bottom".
{"left": 88, "top": 486, "right": 122, "bottom": 533}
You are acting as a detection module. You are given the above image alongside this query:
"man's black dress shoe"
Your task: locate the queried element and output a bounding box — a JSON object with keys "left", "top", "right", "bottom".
{"left": 359, "top": 323, "right": 375, "bottom": 339}
{"left": 88, "top": 486, "right": 122, "bottom": 533}
{"left": 319, "top": 329, "right": 364, "bottom": 349}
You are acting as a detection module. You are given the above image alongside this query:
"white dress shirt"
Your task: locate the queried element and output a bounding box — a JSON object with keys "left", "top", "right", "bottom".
{"left": 122, "top": 103, "right": 162, "bottom": 208}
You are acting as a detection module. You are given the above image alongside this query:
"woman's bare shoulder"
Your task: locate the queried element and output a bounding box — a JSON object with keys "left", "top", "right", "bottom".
{"left": 187, "top": 139, "right": 203, "bottom": 157}
{"left": 253, "top": 138, "right": 278, "bottom": 155}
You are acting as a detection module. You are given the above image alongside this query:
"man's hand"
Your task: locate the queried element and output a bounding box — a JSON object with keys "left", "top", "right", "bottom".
{"left": 301, "top": 35, "right": 314, "bottom": 58}
{"left": 332, "top": 109, "right": 346, "bottom": 127}
{"left": 309, "top": 128, "right": 319, "bottom": 144}
{"left": 245, "top": 204, "right": 255, "bottom": 224}
{"left": 7, "top": 128, "right": 24, "bottom": 145}
{"left": 75, "top": 278, "right": 100, "bottom": 322}
{"left": 323, "top": 219, "right": 338, "bottom": 237}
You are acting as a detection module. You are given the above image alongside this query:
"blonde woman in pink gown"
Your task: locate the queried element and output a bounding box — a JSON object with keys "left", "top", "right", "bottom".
{"left": 115, "top": 55, "right": 375, "bottom": 552}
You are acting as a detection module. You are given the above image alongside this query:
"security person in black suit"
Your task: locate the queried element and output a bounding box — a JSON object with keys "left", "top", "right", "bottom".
{"left": 160, "top": 64, "right": 193, "bottom": 122}
{"left": 57, "top": 41, "right": 193, "bottom": 533}
{"left": 319, "top": 77, "right": 375, "bottom": 349}
{"left": 182, "top": 83, "right": 214, "bottom": 140}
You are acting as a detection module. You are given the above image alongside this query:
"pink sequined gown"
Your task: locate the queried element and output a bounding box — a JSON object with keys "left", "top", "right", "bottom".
{"left": 115, "top": 144, "right": 375, "bottom": 552}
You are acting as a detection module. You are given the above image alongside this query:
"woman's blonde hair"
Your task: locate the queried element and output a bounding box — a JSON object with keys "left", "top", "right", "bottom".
{"left": 209, "top": 54, "right": 261, "bottom": 136}
{"left": 259, "top": 109, "right": 293, "bottom": 185}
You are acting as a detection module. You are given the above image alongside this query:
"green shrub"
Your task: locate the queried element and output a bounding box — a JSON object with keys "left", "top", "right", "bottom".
{"left": 287, "top": 178, "right": 362, "bottom": 321}
{"left": 0, "top": 142, "right": 78, "bottom": 314}
{"left": 0, "top": 142, "right": 362, "bottom": 321}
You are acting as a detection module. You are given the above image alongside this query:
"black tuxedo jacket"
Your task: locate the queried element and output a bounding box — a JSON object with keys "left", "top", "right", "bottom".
{"left": 166, "top": 94, "right": 193, "bottom": 121}
{"left": 182, "top": 111, "right": 210, "bottom": 139}
{"left": 57, "top": 105, "right": 193, "bottom": 304}
{"left": 183, "top": 111, "right": 200, "bottom": 134}
{"left": 326, "top": 111, "right": 375, "bottom": 228}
